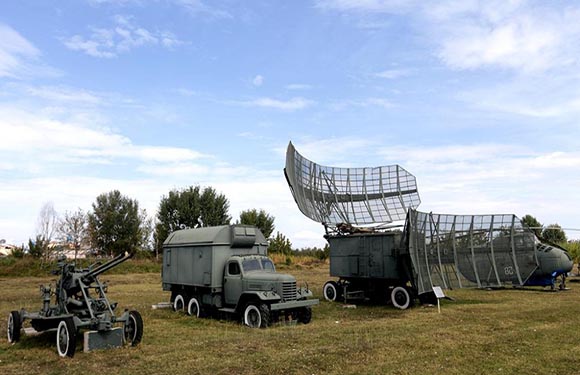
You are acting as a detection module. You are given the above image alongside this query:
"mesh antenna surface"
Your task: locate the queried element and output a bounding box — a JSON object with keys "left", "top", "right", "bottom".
{"left": 407, "top": 210, "right": 539, "bottom": 294}
{"left": 284, "top": 142, "right": 421, "bottom": 225}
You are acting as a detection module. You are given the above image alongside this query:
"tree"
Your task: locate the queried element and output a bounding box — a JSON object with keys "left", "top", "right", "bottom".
{"left": 155, "top": 186, "right": 231, "bottom": 251}
{"left": 88, "top": 190, "right": 146, "bottom": 256}
{"left": 542, "top": 224, "right": 567, "bottom": 244}
{"left": 36, "top": 202, "right": 58, "bottom": 261}
{"left": 268, "top": 232, "right": 292, "bottom": 255}
{"left": 238, "top": 209, "right": 275, "bottom": 238}
{"left": 521, "top": 214, "right": 542, "bottom": 238}
{"left": 57, "top": 209, "right": 89, "bottom": 259}
{"left": 28, "top": 235, "right": 47, "bottom": 258}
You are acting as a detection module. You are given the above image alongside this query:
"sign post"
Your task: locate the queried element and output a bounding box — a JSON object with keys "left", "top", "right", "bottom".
{"left": 432, "top": 286, "right": 445, "bottom": 313}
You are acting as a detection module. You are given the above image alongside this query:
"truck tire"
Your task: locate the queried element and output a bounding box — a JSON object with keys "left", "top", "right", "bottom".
{"left": 243, "top": 303, "right": 270, "bottom": 328}
{"left": 173, "top": 294, "right": 185, "bottom": 312}
{"left": 7, "top": 310, "right": 21, "bottom": 343}
{"left": 323, "top": 281, "right": 340, "bottom": 302}
{"left": 187, "top": 297, "right": 202, "bottom": 318}
{"left": 391, "top": 286, "right": 411, "bottom": 310}
{"left": 297, "top": 307, "right": 312, "bottom": 324}
{"left": 56, "top": 318, "right": 77, "bottom": 358}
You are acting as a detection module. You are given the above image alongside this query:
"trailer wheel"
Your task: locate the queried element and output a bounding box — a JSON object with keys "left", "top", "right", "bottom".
{"left": 56, "top": 318, "right": 77, "bottom": 358}
{"left": 7, "top": 311, "right": 21, "bottom": 343}
{"left": 124, "top": 310, "right": 143, "bottom": 346}
{"left": 297, "top": 307, "right": 312, "bottom": 324}
{"left": 391, "top": 286, "right": 411, "bottom": 310}
{"left": 244, "top": 303, "right": 270, "bottom": 328}
{"left": 187, "top": 297, "right": 201, "bottom": 318}
{"left": 173, "top": 294, "right": 185, "bottom": 312}
{"left": 323, "top": 281, "right": 339, "bottom": 302}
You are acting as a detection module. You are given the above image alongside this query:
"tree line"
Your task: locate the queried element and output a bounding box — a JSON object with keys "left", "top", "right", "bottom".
{"left": 16, "top": 185, "right": 284, "bottom": 259}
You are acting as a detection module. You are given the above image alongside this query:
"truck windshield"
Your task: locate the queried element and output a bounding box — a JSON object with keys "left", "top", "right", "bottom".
{"left": 261, "top": 259, "right": 275, "bottom": 272}
{"left": 242, "top": 259, "right": 262, "bottom": 273}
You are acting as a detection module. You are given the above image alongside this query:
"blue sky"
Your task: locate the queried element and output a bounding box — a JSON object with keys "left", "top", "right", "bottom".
{"left": 1, "top": 0, "right": 579, "bottom": 248}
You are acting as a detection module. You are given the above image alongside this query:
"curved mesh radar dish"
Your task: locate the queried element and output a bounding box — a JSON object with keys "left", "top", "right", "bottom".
{"left": 284, "top": 142, "right": 421, "bottom": 225}
{"left": 407, "top": 209, "right": 539, "bottom": 294}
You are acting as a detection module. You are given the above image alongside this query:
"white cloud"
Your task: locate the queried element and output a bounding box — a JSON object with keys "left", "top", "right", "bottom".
{"left": 238, "top": 97, "right": 314, "bottom": 111}
{"left": 330, "top": 97, "right": 394, "bottom": 110}
{"left": 0, "top": 23, "right": 41, "bottom": 78}
{"left": 375, "top": 69, "right": 410, "bottom": 79}
{"left": 283, "top": 137, "right": 376, "bottom": 165}
{"left": 0, "top": 107, "right": 206, "bottom": 170}
{"left": 62, "top": 15, "right": 185, "bottom": 58}
{"left": 173, "top": 0, "right": 232, "bottom": 19}
{"left": 315, "top": 0, "right": 419, "bottom": 14}
{"left": 458, "top": 75, "right": 580, "bottom": 118}
{"left": 252, "top": 75, "right": 264, "bottom": 87}
{"left": 23, "top": 85, "right": 103, "bottom": 105}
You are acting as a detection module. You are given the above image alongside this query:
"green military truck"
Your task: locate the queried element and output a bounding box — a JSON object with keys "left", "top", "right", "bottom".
{"left": 162, "top": 224, "right": 318, "bottom": 328}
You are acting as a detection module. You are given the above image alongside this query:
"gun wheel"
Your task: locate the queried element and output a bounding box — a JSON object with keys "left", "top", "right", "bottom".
{"left": 124, "top": 310, "right": 143, "bottom": 346}
{"left": 56, "top": 318, "right": 77, "bottom": 358}
{"left": 7, "top": 311, "right": 21, "bottom": 343}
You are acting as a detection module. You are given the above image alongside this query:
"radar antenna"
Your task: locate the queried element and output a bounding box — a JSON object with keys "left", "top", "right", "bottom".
{"left": 284, "top": 142, "right": 421, "bottom": 225}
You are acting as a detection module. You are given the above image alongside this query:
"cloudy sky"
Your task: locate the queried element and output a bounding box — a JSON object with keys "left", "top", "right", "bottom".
{"left": 1, "top": 0, "right": 579, "bottom": 248}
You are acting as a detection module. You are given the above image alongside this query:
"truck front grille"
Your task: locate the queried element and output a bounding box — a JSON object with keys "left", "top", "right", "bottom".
{"left": 282, "top": 281, "right": 297, "bottom": 301}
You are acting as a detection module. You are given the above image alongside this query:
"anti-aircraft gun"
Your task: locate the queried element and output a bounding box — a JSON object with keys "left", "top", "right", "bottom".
{"left": 6, "top": 252, "right": 143, "bottom": 357}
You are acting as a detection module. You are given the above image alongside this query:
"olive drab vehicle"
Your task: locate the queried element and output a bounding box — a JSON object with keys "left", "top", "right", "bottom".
{"left": 162, "top": 224, "right": 318, "bottom": 328}
{"left": 284, "top": 142, "right": 573, "bottom": 309}
{"left": 7, "top": 252, "right": 143, "bottom": 357}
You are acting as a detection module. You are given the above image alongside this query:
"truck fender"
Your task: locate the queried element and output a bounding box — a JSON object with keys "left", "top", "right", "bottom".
{"left": 236, "top": 291, "right": 280, "bottom": 312}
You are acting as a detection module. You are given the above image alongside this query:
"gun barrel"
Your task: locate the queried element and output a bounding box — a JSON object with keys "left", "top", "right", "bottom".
{"left": 83, "top": 252, "right": 133, "bottom": 281}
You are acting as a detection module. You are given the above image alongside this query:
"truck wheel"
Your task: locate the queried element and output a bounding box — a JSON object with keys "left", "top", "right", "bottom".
{"left": 323, "top": 281, "right": 339, "bottom": 302}
{"left": 187, "top": 297, "right": 202, "bottom": 318}
{"left": 391, "top": 286, "right": 411, "bottom": 310}
{"left": 297, "top": 307, "right": 312, "bottom": 324}
{"left": 7, "top": 310, "right": 21, "bottom": 343}
{"left": 124, "top": 310, "right": 143, "bottom": 346}
{"left": 56, "top": 318, "right": 77, "bottom": 358}
{"left": 173, "top": 294, "right": 185, "bottom": 312}
{"left": 244, "top": 303, "right": 270, "bottom": 328}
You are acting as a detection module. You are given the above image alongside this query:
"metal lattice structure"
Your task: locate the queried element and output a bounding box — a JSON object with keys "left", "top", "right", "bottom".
{"left": 284, "top": 142, "right": 421, "bottom": 225}
{"left": 407, "top": 210, "right": 539, "bottom": 294}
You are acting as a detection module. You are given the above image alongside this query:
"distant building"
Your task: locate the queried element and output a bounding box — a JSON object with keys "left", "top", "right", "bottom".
{"left": 0, "top": 242, "right": 17, "bottom": 257}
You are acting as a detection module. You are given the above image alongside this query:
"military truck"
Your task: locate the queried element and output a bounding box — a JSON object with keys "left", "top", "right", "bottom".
{"left": 162, "top": 224, "right": 318, "bottom": 328}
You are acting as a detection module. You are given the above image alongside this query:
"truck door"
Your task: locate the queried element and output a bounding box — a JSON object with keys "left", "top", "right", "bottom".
{"left": 224, "top": 261, "right": 242, "bottom": 306}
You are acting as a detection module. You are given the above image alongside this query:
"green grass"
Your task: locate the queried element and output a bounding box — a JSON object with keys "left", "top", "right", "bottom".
{"left": 1, "top": 266, "right": 580, "bottom": 374}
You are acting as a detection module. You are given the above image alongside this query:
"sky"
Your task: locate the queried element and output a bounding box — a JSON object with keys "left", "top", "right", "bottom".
{"left": 1, "top": 0, "right": 580, "bottom": 249}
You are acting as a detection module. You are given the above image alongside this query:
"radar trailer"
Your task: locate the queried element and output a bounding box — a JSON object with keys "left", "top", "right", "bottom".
{"left": 284, "top": 142, "right": 573, "bottom": 309}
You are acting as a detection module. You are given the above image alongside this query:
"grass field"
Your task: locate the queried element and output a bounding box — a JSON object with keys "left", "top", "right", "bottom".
{"left": 1, "top": 265, "right": 580, "bottom": 375}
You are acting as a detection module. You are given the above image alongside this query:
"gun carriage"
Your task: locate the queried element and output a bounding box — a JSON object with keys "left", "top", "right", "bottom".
{"left": 6, "top": 252, "right": 143, "bottom": 357}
